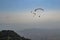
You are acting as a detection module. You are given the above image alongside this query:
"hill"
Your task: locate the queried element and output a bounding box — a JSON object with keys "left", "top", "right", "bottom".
{"left": 0, "top": 30, "right": 31, "bottom": 40}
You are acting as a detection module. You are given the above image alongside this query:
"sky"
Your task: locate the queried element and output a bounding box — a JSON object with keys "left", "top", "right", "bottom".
{"left": 0, "top": 0, "right": 60, "bottom": 31}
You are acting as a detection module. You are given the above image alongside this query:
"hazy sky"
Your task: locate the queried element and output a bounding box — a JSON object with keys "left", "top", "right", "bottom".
{"left": 0, "top": 0, "right": 60, "bottom": 31}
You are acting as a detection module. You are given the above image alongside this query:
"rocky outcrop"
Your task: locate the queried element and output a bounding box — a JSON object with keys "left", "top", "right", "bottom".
{"left": 0, "top": 30, "right": 31, "bottom": 40}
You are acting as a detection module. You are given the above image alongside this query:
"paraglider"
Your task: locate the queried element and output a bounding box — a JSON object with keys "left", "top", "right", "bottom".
{"left": 31, "top": 8, "right": 44, "bottom": 17}
{"left": 38, "top": 15, "right": 40, "bottom": 17}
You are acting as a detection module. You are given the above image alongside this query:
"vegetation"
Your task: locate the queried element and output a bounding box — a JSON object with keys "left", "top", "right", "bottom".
{"left": 0, "top": 30, "right": 31, "bottom": 40}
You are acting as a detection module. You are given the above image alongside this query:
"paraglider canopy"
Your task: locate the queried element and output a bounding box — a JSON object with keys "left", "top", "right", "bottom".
{"left": 31, "top": 8, "right": 44, "bottom": 17}
{"left": 34, "top": 8, "right": 44, "bottom": 12}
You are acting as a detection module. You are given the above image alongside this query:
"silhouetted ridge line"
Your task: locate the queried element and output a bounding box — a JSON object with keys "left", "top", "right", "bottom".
{"left": 0, "top": 30, "right": 31, "bottom": 40}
